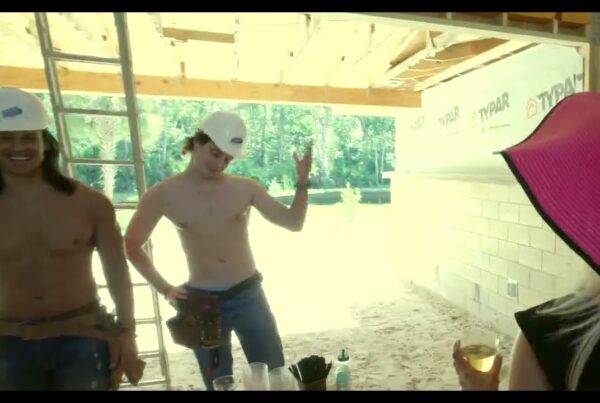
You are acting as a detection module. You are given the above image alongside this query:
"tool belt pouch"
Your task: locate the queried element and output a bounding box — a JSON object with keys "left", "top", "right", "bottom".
{"left": 166, "top": 292, "right": 222, "bottom": 350}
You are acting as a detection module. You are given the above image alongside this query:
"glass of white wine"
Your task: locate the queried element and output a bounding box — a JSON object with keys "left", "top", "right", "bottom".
{"left": 459, "top": 329, "right": 500, "bottom": 372}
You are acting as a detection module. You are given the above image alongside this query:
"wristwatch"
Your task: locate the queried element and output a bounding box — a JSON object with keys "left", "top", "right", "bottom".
{"left": 296, "top": 181, "right": 311, "bottom": 190}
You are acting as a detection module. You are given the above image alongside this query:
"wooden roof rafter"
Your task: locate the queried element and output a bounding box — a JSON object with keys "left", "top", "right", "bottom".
{"left": 1, "top": 65, "right": 421, "bottom": 108}
{"left": 230, "top": 13, "right": 241, "bottom": 81}
{"left": 374, "top": 31, "right": 465, "bottom": 86}
{"left": 1, "top": 13, "right": 40, "bottom": 53}
{"left": 346, "top": 25, "right": 414, "bottom": 88}
{"left": 323, "top": 22, "right": 369, "bottom": 86}
{"left": 128, "top": 13, "right": 181, "bottom": 79}
{"left": 413, "top": 39, "right": 534, "bottom": 90}
{"left": 328, "top": 12, "right": 589, "bottom": 46}
{"left": 1, "top": 12, "right": 590, "bottom": 109}
{"left": 278, "top": 14, "right": 324, "bottom": 84}
{"left": 323, "top": 21, "right": 373, "bottom": 86}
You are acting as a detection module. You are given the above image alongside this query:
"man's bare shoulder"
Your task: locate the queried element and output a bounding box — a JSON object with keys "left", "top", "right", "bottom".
{"left": 159, "top": 174, "right": 186, "bottom": 189}
{"left": 74, "top": 183, "right": 114, "bottom": 216}
{"left": 226, "top": 176, "right": 268, "bottom": 205}
{"left": 228, "top": 175, "right": 261, "bottom": 189}
{"left": 145, "top": 174, "right": 184, "bottom": 199}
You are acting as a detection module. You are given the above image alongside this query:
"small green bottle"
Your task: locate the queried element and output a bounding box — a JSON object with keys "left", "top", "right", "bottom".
{"left": 335, "top": 348, "right": 351, "bottom": 390}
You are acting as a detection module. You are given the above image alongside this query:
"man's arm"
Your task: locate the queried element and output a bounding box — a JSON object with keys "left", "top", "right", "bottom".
{"left": 92, "top": 192, "right": 135, "bottom": 329}
{"left": 250, "top": 179, "right": 309, "bottom": 232}
{"left": 124, "top": 185, "right": 173, "bottom": 296}
{"left": 250, "top": 143, "right": 311, "bottom": 232}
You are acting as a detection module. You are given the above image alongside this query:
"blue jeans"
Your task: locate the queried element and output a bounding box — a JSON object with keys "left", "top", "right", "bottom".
{"left": 188, "top": 281, "right": 285, "bottom": 390}
{"left": 0, "top": 335, "right": 110, "bottom": 390}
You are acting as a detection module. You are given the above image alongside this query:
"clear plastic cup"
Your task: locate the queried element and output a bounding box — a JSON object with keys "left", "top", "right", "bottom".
{"left": 242, "top": 362, "right": 269, "bottom": 390}
{"left": 459, "top": 329, "right": 500, "bottom": 372}
{"left": 269, "top": 366, "right": 297, "bottom": 390}
{"left": 213, "top": 374, "right": 236, "bottom": 391}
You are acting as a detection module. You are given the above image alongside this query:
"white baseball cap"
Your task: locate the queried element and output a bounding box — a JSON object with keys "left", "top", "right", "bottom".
{"left": 0, "top": 87, "right": 51, "bottom": 132}
{"left": 200, "top": 111, "right": 247, "bottom": 158}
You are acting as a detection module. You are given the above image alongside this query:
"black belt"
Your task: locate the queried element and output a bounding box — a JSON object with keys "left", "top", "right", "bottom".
{"left": 187, "top": 272, "right": 263, "bottom": 300}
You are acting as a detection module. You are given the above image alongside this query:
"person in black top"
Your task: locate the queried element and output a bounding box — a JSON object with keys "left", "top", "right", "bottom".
{"left": 452, "top": 92, "right": 600, "bottom": 390}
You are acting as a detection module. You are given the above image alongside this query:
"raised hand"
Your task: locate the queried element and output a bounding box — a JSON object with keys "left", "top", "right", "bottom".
{"left": 294, "top": 142, "right": 313, "bottom": 184}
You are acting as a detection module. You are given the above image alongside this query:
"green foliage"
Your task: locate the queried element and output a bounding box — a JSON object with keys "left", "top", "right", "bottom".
{"left": 34, "top": 92, "right": 395, "bottom": 194}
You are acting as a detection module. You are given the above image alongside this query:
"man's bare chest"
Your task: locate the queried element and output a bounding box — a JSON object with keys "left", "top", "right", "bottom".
{"left": 164, "top": 191, "right": 251, "bottom": 232}
{"left": 0, "top": 200, "right": 93, "bottom": 257}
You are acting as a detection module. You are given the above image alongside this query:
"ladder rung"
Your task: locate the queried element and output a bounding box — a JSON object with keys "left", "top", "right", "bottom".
{"left": 114, "top": 202, "right": 139, "bottom": 210}
{"left": 97, "top": 282, "right": 152, "bottom": 289}
{"left": 48, "top": 50, "right": 121, "bottom": 65}
{"left": 69, "top": 158, "right": 135, "bottom": 166}
{"left": 37, "top": 12, "right": 170, "bottom": 390}
{"left": 136, "top": 317, "right": 159, "bottom": 325}
{"left": 60, "top": 107, "right": 129, "bottom": 117}
{"left": 139, "top": 350, "right": 161, "bottom": 359}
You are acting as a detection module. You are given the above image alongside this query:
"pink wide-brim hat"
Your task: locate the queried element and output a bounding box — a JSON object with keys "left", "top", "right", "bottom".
{"left": 500, "top": 92, "right": 600, "bottom": 276}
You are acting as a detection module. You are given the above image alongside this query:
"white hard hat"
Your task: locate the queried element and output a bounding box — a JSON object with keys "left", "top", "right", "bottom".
{"left": 0, "top": 87, "right": 51, "bottom": 132}
{"left": 200, "top": 111, "right": 247, "bottom": 158}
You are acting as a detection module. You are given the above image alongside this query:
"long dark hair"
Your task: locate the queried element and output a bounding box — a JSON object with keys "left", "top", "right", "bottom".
{"left": 0, "top": 129, "right": 76, "bottom": 195}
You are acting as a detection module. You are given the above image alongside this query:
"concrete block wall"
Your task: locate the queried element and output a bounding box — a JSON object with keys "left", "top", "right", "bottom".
{"left": 391, "top": 175, "right": 592, "bottom": 337}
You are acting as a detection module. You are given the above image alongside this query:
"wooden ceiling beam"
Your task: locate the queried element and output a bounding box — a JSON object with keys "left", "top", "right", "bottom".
{"left": 129, "top": 13, "right": 180, "bottom": 78}
{"left": 62, "top": 13, "right": 100, "bottom": 42}
{"left": 0, "top": 65, "right": 421, "bottom": 108}
{"left": 414, "top": 40, "right": 534, "bottom": 91}
{"left": 279, "top": 14, "right": 323, "bottom": 83}
{"left": 2, "top": 13, "right": 40, "bottom": 52}
{"left": 373, "top": 31, "right": 457, "bottom": 85}
{"left": 559, "top": 13, "right": 590, "bottom": 25}
{"left": 97, "top": 13, "right": 120, "bottom": 56}
{"left": 377, "top": 37, "right": 510, "bottom": 88}
{"left": 324, "top": 22, "right": 373, "bottom": 86}
{"left": 162, "top": 27, "right": 235, "bottom": 44}
{"left": 431, "top": 38, "right": 506, "bottom": 60}
{"left": 324, "top": 13, "right": 588, "bottom": 46}
{"left": 343, "top": 26, "right": 413, "bottom": 87}
{"left": 60, "top": 13, "right": 117, "bottom": 58}
{"left": 397, "top": 65, "right": 450, "bottom": 79}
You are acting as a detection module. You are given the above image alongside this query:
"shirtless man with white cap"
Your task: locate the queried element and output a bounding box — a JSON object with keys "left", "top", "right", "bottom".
{"left": 0, "top": 87, "right": 142, "bottom": 390}
{"left": 125, "top": 111, "right": 312, "bottom": 390}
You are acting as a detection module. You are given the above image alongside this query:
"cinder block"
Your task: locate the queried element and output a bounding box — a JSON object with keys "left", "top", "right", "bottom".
{"left": 488, "top": 184, "right": 510, "bottom": 203}
{"left": 542, "top": 251, "right": 569, "bottom": 276}
{"left": 489, "top": 220, "right": 509, "bottom": 240}
{"left": 498, "top": 240, "right": 519, "bottom": 262}
{"left": 529, "top": 227, "right": 556, "bottom": 253}
{"left": 472, "top": 217, "right": 490, "bottom": 236}
{"left": 508, "top": 223, "right": 530, "bottom": 246}
{"left": 518, "top": 285, "right": 546, "bottom": 308}
{"left": 481, "top": 201, "right": 499, "bottom": 219}
{"left": 481, "top": 237, "right": 499, "bottom": 255}
{"left": 518, "top": 245, "right": 542, "bottom": 270}
{"left": 507, "top": 262, "right": 530, "bottom": 287}
{"left": 519, "top": 205, "right": 544, "bottom": 228}
{"left": 464, "top": 198, "right": 482, "bottom": 216}
{"left": 499, "top": 203, "right": 519, "bottom": 223}
{"left": 489, "top": 256, "right": 509, "bottom": 277}
{"left": 509, "top": 186, "right": 530, "bottom": 204}
{"left": 473, "top": 251, "right": 490, "bottom": 270}
{"left": 530, "top": 271, "right": 555, "bottom": 294}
